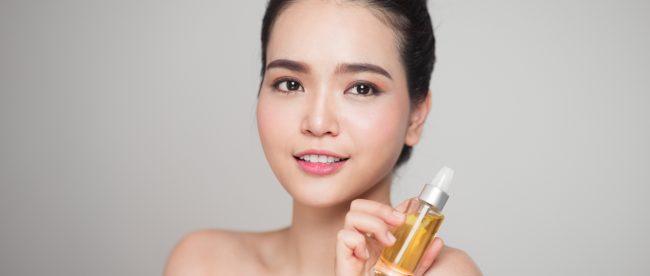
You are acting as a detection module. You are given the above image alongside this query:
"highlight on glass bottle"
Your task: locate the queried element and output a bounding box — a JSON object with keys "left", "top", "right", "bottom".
{"left": 373, "top": 166, "right": 454, "bottom": 276}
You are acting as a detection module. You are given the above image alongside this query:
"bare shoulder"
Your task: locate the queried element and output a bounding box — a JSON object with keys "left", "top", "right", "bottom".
{"left": 163, "top": 229, "right": 239, "bottom": 275}
{"left": 430, "top": 245, "right": 482, "bottom": 276}
{"left": 163, "top": 229, "right": 274, "bottom": 276}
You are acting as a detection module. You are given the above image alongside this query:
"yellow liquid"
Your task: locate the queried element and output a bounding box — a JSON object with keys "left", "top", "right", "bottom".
{"left": 378, "top": 211, "right": 443, "bottom": 275}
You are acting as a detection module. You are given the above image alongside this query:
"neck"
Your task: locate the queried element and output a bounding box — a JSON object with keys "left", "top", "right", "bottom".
{"left": 283, "top": 175, "right": 393, "bottom": 275}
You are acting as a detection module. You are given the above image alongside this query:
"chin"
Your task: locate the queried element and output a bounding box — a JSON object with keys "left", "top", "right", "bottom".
{"left": 292, "top": 190, "right": 353, "bottom": 208}
{"left": 271, "top": 155, "right": 396, "bottom": 208}
{"left": 282, "top": 176, "right": 372, "bottom": 208}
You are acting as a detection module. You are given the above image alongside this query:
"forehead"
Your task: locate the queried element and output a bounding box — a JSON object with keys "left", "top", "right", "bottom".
{"left": 266, "top": 0, "right": 403, "bottom": 76}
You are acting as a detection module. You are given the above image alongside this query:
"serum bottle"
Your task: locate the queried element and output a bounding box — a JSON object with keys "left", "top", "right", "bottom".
{"left": 373, "top": 166, "right": 454, "bottom": 276}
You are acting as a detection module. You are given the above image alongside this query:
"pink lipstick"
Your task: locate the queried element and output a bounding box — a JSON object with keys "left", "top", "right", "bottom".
{"left": 294, "top": 150, "right": 349, "bottom": 176}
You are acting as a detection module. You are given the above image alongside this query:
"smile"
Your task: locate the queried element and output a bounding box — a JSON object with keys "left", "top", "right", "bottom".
{"left": 293, "top": 150, "right": 350, "bottom": 176}
{"left": 297, "top": 154, "right": 345, "bottom": 164}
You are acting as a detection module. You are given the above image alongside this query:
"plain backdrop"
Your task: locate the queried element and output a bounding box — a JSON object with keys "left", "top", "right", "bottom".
{"left": 1, "top": 0, "right": 649, "bottom": 275}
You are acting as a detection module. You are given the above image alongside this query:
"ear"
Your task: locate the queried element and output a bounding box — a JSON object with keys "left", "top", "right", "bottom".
{"left": 405, "top": 90, "right": 432, "bottom": 146}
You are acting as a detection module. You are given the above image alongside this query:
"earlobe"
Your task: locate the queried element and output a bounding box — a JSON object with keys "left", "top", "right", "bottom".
{"left": 405, "top": 90, "right": 432, "bottom": 146}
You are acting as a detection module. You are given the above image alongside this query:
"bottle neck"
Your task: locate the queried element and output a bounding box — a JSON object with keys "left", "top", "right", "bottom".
{"left": 418, "top": 185, "right": 449, "bottom": 212}
{"left": 418, "top": 199, "right": 442, "bottom": 215}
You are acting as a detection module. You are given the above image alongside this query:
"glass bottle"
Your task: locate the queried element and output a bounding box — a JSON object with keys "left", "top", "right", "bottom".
{"left": 373, "top": 167, "right": 454, "bottom": 276}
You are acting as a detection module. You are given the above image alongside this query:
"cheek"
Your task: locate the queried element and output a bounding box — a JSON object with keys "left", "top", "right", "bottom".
{"left": 256, "top": 96, "right": 291, "bottom": 155}
{"left": 256, "top": 93, "right": 307, "bottom": 167}
{"left": 344, "top": 96, "right": 410, "bottom": 160}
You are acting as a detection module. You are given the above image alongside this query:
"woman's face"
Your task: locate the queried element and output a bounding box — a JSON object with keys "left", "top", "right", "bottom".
{"left": 257, "top": 0, "right": 427, "bottom": 207}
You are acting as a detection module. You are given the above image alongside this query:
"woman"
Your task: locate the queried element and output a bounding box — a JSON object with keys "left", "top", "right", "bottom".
{"left": 165, "top": 0, "right": 481, "bottom": 275}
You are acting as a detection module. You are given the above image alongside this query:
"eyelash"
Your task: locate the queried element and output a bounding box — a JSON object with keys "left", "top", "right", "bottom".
{"left": 345, "top": 82, "right": 382, "bottom": 97}
{"left": 270, "top": 78, "right": 382, "bottom": 96}
{"left": 271, "top": 78, "right": 304, "bottom": 93}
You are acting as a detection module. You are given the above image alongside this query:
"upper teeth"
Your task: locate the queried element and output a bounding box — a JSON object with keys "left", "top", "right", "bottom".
{"left": 299, "top": 154, "right": 341, "bottom": 164}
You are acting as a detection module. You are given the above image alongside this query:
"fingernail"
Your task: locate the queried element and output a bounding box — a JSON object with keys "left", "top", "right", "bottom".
{"left": 363, "top": 248, "right": 370, "bottom": 259}
{"left": 392, "top": 210, "right": 405, "bottom": 221}
{"left": 386, "top": 232, "right": 396, "bottom": 245}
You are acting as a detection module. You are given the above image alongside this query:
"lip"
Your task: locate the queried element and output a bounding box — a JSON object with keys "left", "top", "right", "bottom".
{"left": 294, "top": 149, "right": 349, "bottom": 159}
{"left": 293, "top": 149, "right": 349, "bottom": 176}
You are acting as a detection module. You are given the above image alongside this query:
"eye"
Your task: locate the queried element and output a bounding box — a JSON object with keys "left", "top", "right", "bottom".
{"left": 273, "top": 79, "right": 304, "bottom": 93}
{"left": 345, "top": 82, "right": 380, "bottom": 96}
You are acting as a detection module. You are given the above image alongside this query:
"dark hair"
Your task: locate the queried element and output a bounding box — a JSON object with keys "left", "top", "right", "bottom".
{"left": 260, "top": 0, "right": 436, "bottom": 169}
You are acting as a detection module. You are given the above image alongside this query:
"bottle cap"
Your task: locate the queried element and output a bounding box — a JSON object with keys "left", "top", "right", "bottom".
{"left": 419, "top": 166, "right": 454, "bottom": 211}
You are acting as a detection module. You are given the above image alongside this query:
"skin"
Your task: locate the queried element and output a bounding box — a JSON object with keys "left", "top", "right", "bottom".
{"left": 164, "top": 1, "right": 481, "bottom": 275}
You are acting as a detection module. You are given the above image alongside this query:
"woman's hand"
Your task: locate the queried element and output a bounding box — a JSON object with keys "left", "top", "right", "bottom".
{"left": 335, "top": 199, "right": 445, "bottom": 276}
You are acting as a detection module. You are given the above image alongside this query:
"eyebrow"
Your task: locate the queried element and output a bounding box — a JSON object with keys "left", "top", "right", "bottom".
{"left": 266, "top": 59, "right": 310, "bottom": 73}
{"left": 265, "top": 59, "right": 392, "bottom": 80}
{"left": 336, "top": 63, "right": 393, "bottom": 80}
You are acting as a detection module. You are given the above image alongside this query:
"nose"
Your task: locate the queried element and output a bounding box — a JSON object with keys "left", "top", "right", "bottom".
{"left": 300, "top": 91, "right": 339, "bottom": 137}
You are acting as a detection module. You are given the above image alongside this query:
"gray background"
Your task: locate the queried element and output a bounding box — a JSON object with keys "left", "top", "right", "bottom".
{"left": 1, "top": 0, "right": 648, "bottom": 275}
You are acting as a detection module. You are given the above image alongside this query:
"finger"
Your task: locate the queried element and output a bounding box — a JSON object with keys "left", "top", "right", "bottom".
{"left": 414, "top": 237, "right": 444, "bottom": 276}
{"left": 350, "top": 199, "right": 405, "bottom": 226}
{"left": 337, "top": 229, "right": 370, "bottom": 260}
{"left": 336, "top": 229, "right": 368, "bottom": 276}
{"left": 345, "top": 211, "right": 397, "bottom": 246}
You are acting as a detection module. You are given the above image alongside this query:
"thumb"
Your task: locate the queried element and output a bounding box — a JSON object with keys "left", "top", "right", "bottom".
{"left": 414, "top": 237, "right": 444, "bottom": 276}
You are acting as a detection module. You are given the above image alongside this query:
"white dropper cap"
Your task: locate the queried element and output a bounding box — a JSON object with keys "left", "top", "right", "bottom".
{"left": 419, "top": 166, "right": 455, "bottom": 211}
